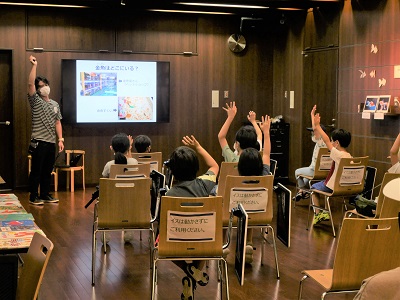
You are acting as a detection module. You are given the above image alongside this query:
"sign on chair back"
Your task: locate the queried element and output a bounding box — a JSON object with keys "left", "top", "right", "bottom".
{"left": 221, "top": 175, "right": 279, "bottom": 278}
{"left": 109, "top": 163, "right": 150, "bottom": 179}
{"left": 152, "top": 196, "right": 229, "bottom": 300}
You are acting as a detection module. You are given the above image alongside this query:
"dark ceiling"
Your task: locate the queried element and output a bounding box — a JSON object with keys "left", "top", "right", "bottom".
{"left": 2, "top": 0, "right": 343, "bottom": 16}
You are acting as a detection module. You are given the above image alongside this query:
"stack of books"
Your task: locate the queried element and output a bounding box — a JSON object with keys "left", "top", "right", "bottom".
{"left": 0, "top": 194, "right": 44, "bottom": 250}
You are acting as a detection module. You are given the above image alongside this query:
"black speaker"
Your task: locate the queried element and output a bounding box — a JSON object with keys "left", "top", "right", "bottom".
{"left": 0, "top": 255, "right": 18, "bottom": 300}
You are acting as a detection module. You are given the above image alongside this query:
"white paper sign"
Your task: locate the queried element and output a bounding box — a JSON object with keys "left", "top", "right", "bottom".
{"left": 362, "top": 112, "right": 371, "bottom": 119}
{"left": 340, "top": 167, "right": 364, "bottom": 185}
{"left": 319, "top": 156, "right": 333, "bottom": 170}
{"left": 167, "top": 211, "right": 216, "bottom": 242}
{"left": 229, "top": 188, "right": 268, "bottom": 213}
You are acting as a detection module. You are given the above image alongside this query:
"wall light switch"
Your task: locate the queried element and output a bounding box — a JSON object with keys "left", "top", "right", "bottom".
{"left": 224, "top": 91, "right": 229, "bottom": 99}
{"left": 290, "top": 90, "right": 294, "bottom": 109}
{"left": 212, "top": 90, "right": 219, "bottom": 108}
{"left": 394, "top": 65, "right": 400, "bottom": 79}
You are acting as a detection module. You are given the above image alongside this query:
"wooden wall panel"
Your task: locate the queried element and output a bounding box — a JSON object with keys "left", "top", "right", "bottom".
{"left": 117, "top": 13, "right": 197, "bottom": 53}
{"left": 27, "top": 8, "right": 115, "bottom": 51}
{"left": 304, "top": 6, "right": 340, "bottom": 49}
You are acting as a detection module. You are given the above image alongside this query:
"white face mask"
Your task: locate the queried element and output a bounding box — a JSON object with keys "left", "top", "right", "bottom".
{"left": 39, "top": 85, "right": 50, "bottom": 97}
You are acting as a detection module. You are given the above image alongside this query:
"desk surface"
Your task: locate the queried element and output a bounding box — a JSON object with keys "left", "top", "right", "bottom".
{"left": 0, "top": 194, "right": 44, "bottom": 254}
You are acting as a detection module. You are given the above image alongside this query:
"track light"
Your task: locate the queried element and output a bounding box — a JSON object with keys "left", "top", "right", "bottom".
{"left": 121, "top": 0, "right": 125, "bottom": 6}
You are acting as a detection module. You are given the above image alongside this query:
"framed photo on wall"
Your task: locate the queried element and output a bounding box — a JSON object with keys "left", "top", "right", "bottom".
{"left": 376, "top": 95, "right": 391, "bottom": 113}
{"left": 363, "top": 95, "right": 379, "bottom": 112}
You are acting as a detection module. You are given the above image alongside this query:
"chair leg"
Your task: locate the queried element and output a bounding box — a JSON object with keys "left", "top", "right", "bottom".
{"left": 82, "top": 169, "right": 85, "bottom": 190}
{"left": 70, "top": 170, "right": 75, "bottom": 192}
{"left": 326, "top": 197, "right": 336, "bottom": 237}
{"left": 265, "top": 225, "right": 280, "bottom": 279}
{"left": 151, "top": 259, "right": 158, "bottom": 300}
{"left": 55, "top": 170, "right": 59, "bottom": 192}
{"left": 298, "top": 274, "right": 309, "bottom": 300}
{"left": 92, "top": 229, "right": 97, "bottom": 285}
{"left": 306, "top": 192, "right": 314, "bottom": 230}
{"left": 221, "top": 258, "right": 230, "bottom": 300}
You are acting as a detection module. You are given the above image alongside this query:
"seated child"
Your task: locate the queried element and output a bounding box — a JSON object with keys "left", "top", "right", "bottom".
{"left": 294, "top": 106, "right": 327, "bottom": 201}
{"left": 310, "top": 105, "right": 352, "bottom": 225}
{"left": 165, "top": 135, "right": 219, "bottom": 300}
{"left": 102, "top": 133, "right": 138, "bottom": 178}
{"left": 218, "top": 101, "right": 258, "bottom": 162}
{"left": 134, "top": 134, "right": 152, "bottom": 153}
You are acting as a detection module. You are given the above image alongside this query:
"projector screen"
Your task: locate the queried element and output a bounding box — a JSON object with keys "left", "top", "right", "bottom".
{"left": 61, "top": 59, "right": 170, "bottom": 123}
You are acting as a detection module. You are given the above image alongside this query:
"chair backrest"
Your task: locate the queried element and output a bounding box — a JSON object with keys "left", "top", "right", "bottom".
{"left": 131, "top": 152, "right": 162, "bottom": 173}
{"left": 158, "top": 196, "right": 223, "bottom": 257}
{"left": 16, "top": 232, "right": 54, "bottom": 300}
{"left": 65, "top": 150, "right": 85, "bottom": 168}
{"left": 217, "top": 162, "right": 239, "bottom": 196}
{"left": 97, "top": 177, "right": 151, "bottom": 228}
{"left": 312, "top": 147, "right": 332, "bottom": 179}
{"left": 221, "top": 175, "right": 274, "bottom": 227}
{"left": 330, "top": 156, "right": 369, "bottom": 196}
{"left": 375, "top": 173, "right": 400, "bottom": 217}
{"left": 379, "top": 177, "right": 400, "bottom": 218}
{"left": 109, "top": 163, "right": 150, "bottom": 179}
{"left": 331, "top": 217, "right": 400, "bottom": 291}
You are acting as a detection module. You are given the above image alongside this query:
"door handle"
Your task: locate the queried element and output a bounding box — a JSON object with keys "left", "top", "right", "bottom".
{"left": 0, "top": 121, "right": 10, "bottom": 125}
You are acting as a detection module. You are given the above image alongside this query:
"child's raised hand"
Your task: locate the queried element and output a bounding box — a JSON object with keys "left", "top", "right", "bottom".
{"left": 260, "top": 115, "right": 271, "bottom": 132}
{"left": 182, "top": 135, "right": 200, "bottom": 150}
{"left": 247, "top": 111, "right": 257, "bottom": 123}
{"left": 223, "top": 101, "right": 237, "bottom": 119}
{"left": 314, "top": 113, "right": 321, "bottom": 127}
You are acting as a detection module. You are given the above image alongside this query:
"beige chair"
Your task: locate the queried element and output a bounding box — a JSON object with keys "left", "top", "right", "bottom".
{"left": 216, "top": 162, "right": 239, "bottom": 197}
{"left": 294, "top": 147, "right": 331, "bottom": 206}
{"left": 16, "top": 232, "right": 54, "bottom": 300}
{"left": 28, "top": 154, "right": 58, "bottom": 191}
{"left": 109, "top": 163, "right": 150, "bottom": 179}
{"left": 92, "top": 177, "right": 153, "bottom": 285}
{"left": 308, "top": 156, "right": 369, "bottom": 237}
{"left": 131, "top": 152, "right": 162, "bottom": 173}
{"left": 298, "top": 216, "right": 400, "bottom": 300}
{"left": 55, "top": 150, "right": 85, "bottom": 192}
{"left": 152, "top": 196, "right": 229, "bottom": 300}
{"left": 221, "top": 175, "right": 279, "bottom": 278}
{"left": 345, "top": 173, "right": 400, "bottom": 219}
{"left": 379, "top": 177, "right": 400, "bottom": 218}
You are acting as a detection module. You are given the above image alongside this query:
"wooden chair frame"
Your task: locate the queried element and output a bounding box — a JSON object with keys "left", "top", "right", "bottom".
{"left": 152, "top": 196, "right": 229, "bottom": 300}
{"left": 92, "top": 177, "right": 154, "bottom": 285}
{"left": 55, "top": 150, "right": 85, "bottom": 192}
{"left": 294, "top": 148, "right": 331, "bottom": 207}
{"left": 131, "top": 152, "right": 162, "bottom": 173}
{"left": 308, "top": 156, "right": 369, "bottom": 237}
{"left": 221, "top": 175, "right": 279, "bottom": 278}
{"left": 16, "top": 232, "right": 54, "bottom": 300}
{"left": 298, "top": 217, "right": 400, "bottom": 300}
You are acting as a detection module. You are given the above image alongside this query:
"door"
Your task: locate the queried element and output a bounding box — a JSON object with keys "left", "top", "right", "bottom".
{"left": 0, "top": 50, "right": 13, "bottom": 190}
{"left": 302, "top": 49, "right": 338, "bottom": 167}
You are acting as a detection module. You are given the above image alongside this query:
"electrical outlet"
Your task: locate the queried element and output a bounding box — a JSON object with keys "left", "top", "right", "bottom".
{"left": 224, "top": 91, "right": 229, "bottom": 98}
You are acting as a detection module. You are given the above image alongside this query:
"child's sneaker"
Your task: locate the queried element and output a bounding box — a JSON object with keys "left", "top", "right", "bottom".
{"left": 320, "top": 212, "right": 330, "bottom": 221}
{"left": 313, "top": 212, "right": 323, "bottom": 225}
{"left": 123, "top": 231, "right": 134, "bottom": 243}
{"left": 186, "top": 264, "right": 209, "bottom": 286}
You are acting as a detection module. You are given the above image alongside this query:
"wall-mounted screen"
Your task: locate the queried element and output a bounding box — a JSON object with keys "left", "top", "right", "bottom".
{"left": 61, "top": 59, "right": 170, "bottom": 123}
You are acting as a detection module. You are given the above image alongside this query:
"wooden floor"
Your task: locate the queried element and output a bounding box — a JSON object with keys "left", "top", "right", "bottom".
{"left": 13, "top": 186, "right": 357, "bottom": 300}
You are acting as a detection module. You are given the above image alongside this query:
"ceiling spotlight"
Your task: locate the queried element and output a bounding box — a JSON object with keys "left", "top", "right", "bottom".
{"left": 121, "top": 0, "right": 125, "bottom": 5}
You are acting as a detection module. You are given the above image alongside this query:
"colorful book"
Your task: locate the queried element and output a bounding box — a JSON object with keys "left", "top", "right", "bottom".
{"left": 0, "top": 220, "right": 35, "bottom": 227}
{"left": 0, "top": 237, "right": 33, "bottom": 249}
{"left": 0, "top": 229, "right": 44, "bottom": 239}
{"left": 0, "top": 213, "right": 34, "bottom": 221}
{"left": 0, "top": 206, "right": 26, "bottom": 214}
{"left": 1, "top": 224, "right": 41, "bottom": 232}
{"left": 0, "top": 194, "right": 18, "bottom": 200}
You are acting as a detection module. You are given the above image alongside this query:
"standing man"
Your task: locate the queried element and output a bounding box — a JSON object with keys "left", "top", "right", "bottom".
{"left": 28, "top": 55, "right": 64, "bottom": 205}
